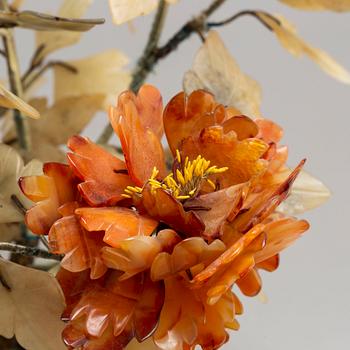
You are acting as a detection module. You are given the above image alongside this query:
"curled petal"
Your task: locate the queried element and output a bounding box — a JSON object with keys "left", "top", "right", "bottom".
{"left": 222, "top": 115, "right": 259, "bottom": 140}
{"left": 163, "top": 90, "right": 218, "bottom": 154}
{"left": 49, "top": 215, "right": 107, "bottom": 279}
{"left": 102, "top": 236, "right": 162, "bottom": 279}
{"left": 109, "top": 87, "right": 166, "bottom": 185}
{"left": 76, "top": 207, "right": 158, "bottom": 247}
{"left": 67, "top": 135, "right": 131, "bottom": 206}
{"left": 192, "top": 224, "right": 266, "bottom": 287}
{"left": 255, "top": 214, "right": 310, "bottom": 264}
{"left": 236, "top": 268, "right": 262, "bottom": 297}
{"left": 137, "top": 186, "right": 204, "bottom": 236}
{"left": 62, "top": 272, "right": 164, "bottom": 349}
{"left": 151, "top": 238, "right": 226, "bottom": 281}
{"left": 186, "top": 184, "right": 244, "bottom": 239}
{"left": 181, "top": 126, "right": 268, "bottom": 188}
{"left": 19, "top": 162, "right": 76, "bottom": 234}
{"left": 255, "top": 118, "right": 284, "bottom": 143}
{"left": 234, "top": 159, "right": 306, "bottom": 233}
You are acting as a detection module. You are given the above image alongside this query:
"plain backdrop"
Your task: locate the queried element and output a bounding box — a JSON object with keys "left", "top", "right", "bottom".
{"left": 2, "top": 1, "right": 350, "bottom": 349}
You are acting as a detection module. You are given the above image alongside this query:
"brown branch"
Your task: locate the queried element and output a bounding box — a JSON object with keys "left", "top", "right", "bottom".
{"left": 207, "top": 10, "right": 281, "bottom": 31}
{"left": 0, "top": 242, "right": 62, "bottom": 260}
{"left": 0, "top": 0, "right": 31, "bottom": 151}
{"left": 96, "top": 0, "right": 227, "bottom": 144}
{"left": 97, "top": 0, "right": 169, "bottom": 144}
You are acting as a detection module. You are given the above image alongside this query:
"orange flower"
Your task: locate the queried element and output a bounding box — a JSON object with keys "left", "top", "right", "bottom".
{"left": 20, "top": 85, "right": 313, "bottom": 350}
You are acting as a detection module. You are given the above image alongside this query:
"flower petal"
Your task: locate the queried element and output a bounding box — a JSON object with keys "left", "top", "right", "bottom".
{"left": 67, "top": 135, "right": 132, "bottom": 206}
{"left": 19, "top": 163, "right": 76, "bottom": 234}
{"left": 109, "top": 87, "right": 166, "bottom": 186}
{"left": 75, "top": 207, "right": 158, "bottom": 247}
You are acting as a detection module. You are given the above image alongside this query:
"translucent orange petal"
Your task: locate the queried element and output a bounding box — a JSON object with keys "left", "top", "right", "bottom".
{"left": 151, "top": 238, "right": 226, "bottom": 281}
{"left": 102, "top": 236, "right": 162, "bottom": 280}
{"left": 19, "top": 162, "right": 76, "bottom": 234}
{"left": 236, "top": 268, "right": 262, "bottom": 297}
{"left": 154, "top": 276, "right": 238, "bottom": 350}
{"left": 222, "top": 115, "right": 259, "bottom": 140}
{"left": 137, "top": 186, "right": 204, "bottom": 237}
{"left": 255, "top": 118, "right": 284, "bottom": 143}
{"left": 67, "top": 135, "right": 132, "bottom": 206}
{"left": 185, "top": 184, "right": 244, "bottom": 239}
{"left": 109, "top": 87, "right": 166, "bottom": 186}
{"left": 233, "top": 159, "right": 306, "bottom": 233}
{"left": 62, "top": 272, "right": 164, "bottom": 349}
{"left": 75, "top": 207, "right": 158, "bottom": 248}
{"left": 163, "top": 90, "right": 219, "bottom": 154}
{"left": 191, "top": 223, "right": 266, "bottom": 287}
{"left": 49, "top": 214, "right": 107, "bottom": 279}
{"left": 255, "top": 214, "right": 310, "bottom": 264}
{"left": 180, "top": 126, "right": 269, "bottom": 188}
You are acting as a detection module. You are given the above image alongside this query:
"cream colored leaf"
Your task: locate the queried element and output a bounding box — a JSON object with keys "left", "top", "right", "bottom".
{"left": 29, "top": 94, "right": 105, "bottom": 162}
{"left": 54, "top": 49, "right": 131, "bottom": 105}
{"left": 0, "top": 144, "right": 42, "bottom": 223}
{"left": 36, "top": 0, "right": 95, "bottom": 62}
{"left": 278, "top": 170, "right": 331, "bottom": 215}
{"left": 109, "top": 0, "right": 158, "bottom": 25}
{"left": 109, "top": 0, "right": 177, "bottom": 25}
{"left": 257, "top": 13, "right": 350, "bottom": 84}
{"left": 0, "top": 9, "right": 103, "bottom": 31}
{"left": 279, "top": 0, "right": 350, "bottom": 11}
{"left": 0, "top": 258, "right": 66, "bottom": 350}
{"left": 183, "top": 30, "right": 262, "bottom": 116}
{"left": 0, "top": 83, "right": 39, "bottom": 119}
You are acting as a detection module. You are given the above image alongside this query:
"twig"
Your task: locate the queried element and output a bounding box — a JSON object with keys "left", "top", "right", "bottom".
{"left": 21, "top": 43, "right": 45, "bottom": 83}
{"left": 23, "top": 60, "right": 78, "bottom": 91}
{"left": 10, "top": 194, "right": 26, "bottom": 215}
{"left": 207, "top": 10, "right": 281, "bottom": 31}
{"left": 0, "top": 242, "right": 62, "bottom": 260}
{"left": 0, "top": 0, "right": 31, "bottom": 151}
{"left": 97, "top": 0, "right": 227, "bottom": 144}
{"left": 129, "top": 0, "right": 169, "bottom": 92}
{"left": 96, "top": 0, "right": 169, "bottom": 144}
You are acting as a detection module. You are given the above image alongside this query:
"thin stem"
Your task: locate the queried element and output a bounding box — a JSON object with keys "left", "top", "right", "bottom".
{"left": 129, "top": 0, "right": 169, "bottom": 92}
{"left": 97, "top": 0, "right": 227, "bottom": 144}
{"left": 0, "top": 0, "right": 31, "bottom": 151}
{"left": 207, "top": 10, "right": 280, "bottom": 31}
{"left": 0, "top": 242, "right": 62, "bottom": 260}
{"left": 23, "top": 60, "right": 78, "bottom": 91}
{"left": 97, "top": 0, "right": 169, "bottom": 144}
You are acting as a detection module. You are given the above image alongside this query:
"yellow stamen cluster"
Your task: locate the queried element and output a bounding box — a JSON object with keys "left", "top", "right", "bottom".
{"left": 122, "top": 150, "right": 228, "bottom": 201}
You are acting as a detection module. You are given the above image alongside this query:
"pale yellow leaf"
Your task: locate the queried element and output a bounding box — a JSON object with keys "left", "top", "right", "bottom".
{"left": 29, "top": 95, "right": 105, "bottom": 162}
{"left": 0, "top": 83, "right": 39, "bottom": 119}
{"left": 109, "top": 0, "right": 158, "bottom": 24}
{"left": 257, "top": 13, "right": 350, "bottom": 84}
{"left": 0, "top": 9, "right": 103, "bottom": 31}
{"left": 279, "top": 0, "right": 350, "bottom": 11}
{"left": 0, "top": 258, "right": 66, "bottom": 350}
{"left": 0, "top": 144, "right": 42, "bottom": 223}
{"left": 109, "top": 0, "right": 177, "bottom": 25}
{"left": 183, "top": 30, "right": 262, "bottom": 116}
{"left": 54, "top": 50, "right": 131, "bottom": 104}
{"left": 278, "top": 170, "right": 331, "bottom": 215}
{"left": 36, "top": 0, "right": 95, "bottom": 61}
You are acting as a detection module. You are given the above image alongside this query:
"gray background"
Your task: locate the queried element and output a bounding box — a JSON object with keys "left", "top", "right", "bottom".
{"left": 5, "top": 1, "right": 350, "bottom": 349}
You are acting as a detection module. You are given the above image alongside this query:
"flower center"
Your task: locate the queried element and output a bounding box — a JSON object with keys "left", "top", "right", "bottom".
{"left": 123, "top": 150, "right": 228, "bottom": 201}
